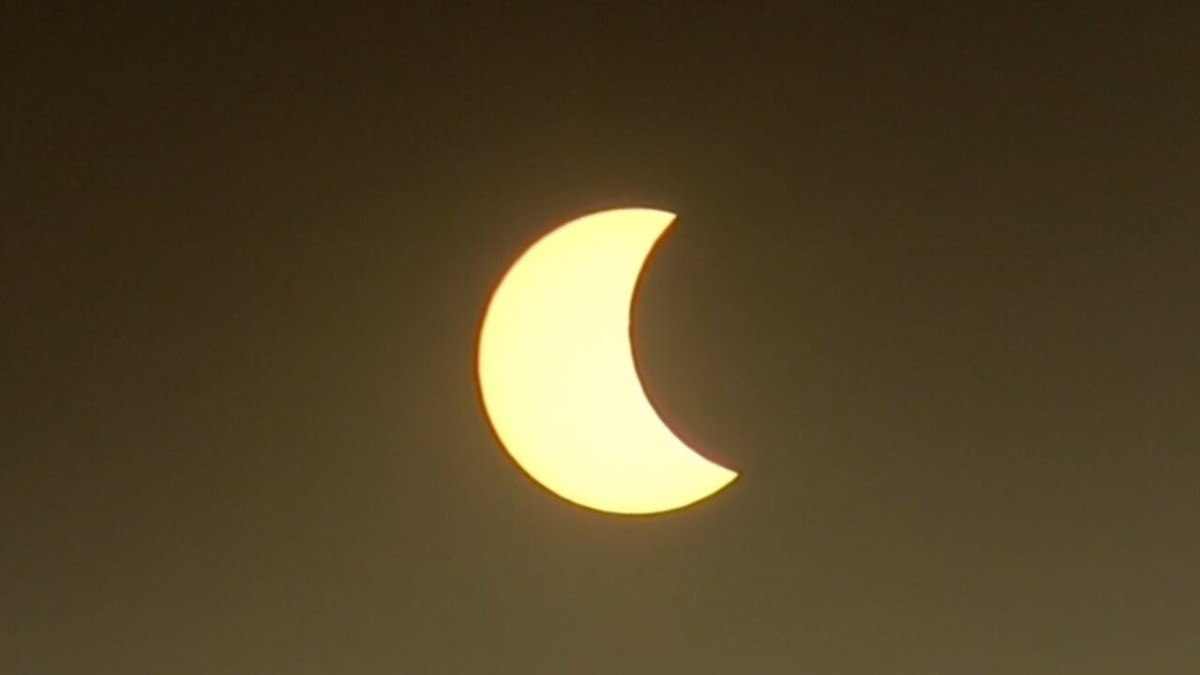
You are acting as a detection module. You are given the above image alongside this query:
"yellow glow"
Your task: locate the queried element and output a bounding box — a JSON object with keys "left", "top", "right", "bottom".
{"left": 477, "top": 208, "right": 738, "bottom": 515}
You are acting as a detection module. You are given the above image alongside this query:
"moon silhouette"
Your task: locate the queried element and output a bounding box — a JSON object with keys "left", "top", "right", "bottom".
{"left": 476, "top": 207, "right": 739, "bottom": 515}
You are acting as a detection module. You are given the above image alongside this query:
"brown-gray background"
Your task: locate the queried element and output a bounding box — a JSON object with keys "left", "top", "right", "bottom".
{"left": 4, "top": 3, "right": 1198, "bottom": 673}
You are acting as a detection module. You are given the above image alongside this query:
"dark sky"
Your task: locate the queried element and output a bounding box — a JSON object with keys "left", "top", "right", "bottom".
{"left": 5, "top": 3, "right": 1199, "bottom": 673}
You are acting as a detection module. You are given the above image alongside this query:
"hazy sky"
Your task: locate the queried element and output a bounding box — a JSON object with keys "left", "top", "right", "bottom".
{"left": 5, "top": 4, "right": 1199, "bottom": 673}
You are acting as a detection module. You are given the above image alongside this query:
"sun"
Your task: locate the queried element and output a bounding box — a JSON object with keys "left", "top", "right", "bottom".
{"left": 477, "top": 208, "right": 738, "bottom": 515}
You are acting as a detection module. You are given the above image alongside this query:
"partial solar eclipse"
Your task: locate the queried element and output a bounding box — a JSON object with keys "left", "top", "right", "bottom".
{"left": 477, "top": 208, "right": 739, "bottom": 515}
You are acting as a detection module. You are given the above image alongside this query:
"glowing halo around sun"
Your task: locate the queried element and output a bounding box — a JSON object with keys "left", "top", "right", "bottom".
{"left": 476, "top": 207, "right": 739, "bottom": 515}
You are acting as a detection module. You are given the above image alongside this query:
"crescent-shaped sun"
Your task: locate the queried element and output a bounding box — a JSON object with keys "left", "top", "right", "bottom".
{"left": 476, "top": 207, "right": 739, "bottom": 515}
